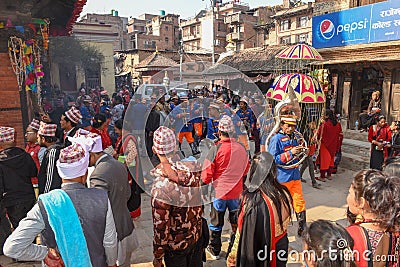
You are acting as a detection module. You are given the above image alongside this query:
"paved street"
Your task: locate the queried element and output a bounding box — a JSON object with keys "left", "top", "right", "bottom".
{"left": 0, "top": 163, "right": 355, "bottom": 267}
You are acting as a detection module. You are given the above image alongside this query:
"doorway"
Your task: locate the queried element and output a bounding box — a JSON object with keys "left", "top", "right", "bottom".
{"left": 349, "top": 67, "right": 383, "bottom": 128}
{"left": 59, "top": 64, "right": 77, "bottom": 92}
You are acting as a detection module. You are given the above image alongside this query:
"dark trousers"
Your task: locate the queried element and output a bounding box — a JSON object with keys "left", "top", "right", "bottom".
{"left": 0, "top": 208, "right": 11, "bottom": 255}
{"left": 164, "top": 243, "right": 203, "bottom": 267}
{"left": 145, "top": 132, "right": 154, "bottom": 158}
{"left": 6, "top": 200, "right": 35, "bottom": 229}
{"left": 370, "top": 148, "right": 384, "bottom": 170}
{"left": 300, "top": 156, "right": 317, "bottom": 184}
{"left": 1, "top": 200, "right": 35, "bottom": 253}
{"left": 253, "top": 129, "right": 260, "bottom": 154}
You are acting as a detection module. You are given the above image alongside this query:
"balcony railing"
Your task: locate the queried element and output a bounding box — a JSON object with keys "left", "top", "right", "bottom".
{"left": 226, "top": 32, "right": 244, "bottom": 41}
{"left": 224, "top": 13, "right": 243, "bottom": 24}
{"left": 182, "top": 34, "right": 201, "bottom": 41}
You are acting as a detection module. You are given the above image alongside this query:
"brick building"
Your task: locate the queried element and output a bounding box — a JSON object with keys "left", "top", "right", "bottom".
{"left": 127, "top": 13, "right": 180, "bottom": 51}
{"left": 0, "top": 0, "right": 85, "bottom": 147}
{"left": 268, "top": 0, "right": 313, "bottom": 45}
{"left": 181, "top": 1, "right": 250, "bottom": 58}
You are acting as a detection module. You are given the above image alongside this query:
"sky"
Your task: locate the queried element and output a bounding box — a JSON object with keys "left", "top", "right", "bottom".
{"left": 82, "top": 0, "right": 284, "bottom": 20}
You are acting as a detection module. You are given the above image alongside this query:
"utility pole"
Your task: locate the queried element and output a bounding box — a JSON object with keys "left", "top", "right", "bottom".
{"left": 211, "top": 0, "right": 215, "bottom": 64}
{"left": 203, "top": 0, "right": 215, "bottom": 64}
{"left": 179, "top": 38, "right": 183, "bottom": 82}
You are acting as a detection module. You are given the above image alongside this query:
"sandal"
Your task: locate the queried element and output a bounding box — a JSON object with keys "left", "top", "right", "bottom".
{"left": 315, "top": 176, "right": 326, "bottom": 182}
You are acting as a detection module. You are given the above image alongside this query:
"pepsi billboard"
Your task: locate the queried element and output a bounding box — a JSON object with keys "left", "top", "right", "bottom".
{"left": 313, "top": 0, "right": 400, "bottom": 48}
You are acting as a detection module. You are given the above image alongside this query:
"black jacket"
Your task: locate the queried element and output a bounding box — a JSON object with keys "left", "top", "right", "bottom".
{"left": 62, "top": 127, "right": 78, "bottom": 148}
{"left": 0, "top": 147, "right": 37, "bottom": 207}
{"left": 38, "top": 144, "right": 62, "bottom": 195}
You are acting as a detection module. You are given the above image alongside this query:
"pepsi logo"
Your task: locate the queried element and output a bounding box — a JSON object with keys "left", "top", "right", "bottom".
{"left": 320, "top": 19, "right": 335, "bottom": 40}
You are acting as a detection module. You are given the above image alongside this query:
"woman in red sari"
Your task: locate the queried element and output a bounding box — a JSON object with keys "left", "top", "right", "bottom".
{"left": 227, "top": 152, "right": 292, "bottom": 267}
{"left": 317, "top": 109, "right": 343, "bottom": 181}
{"left": 346, "top": 169, "right": 400, "bottom": 267}
{"left": 90, "top": 113, "right": 113, "bottom": 155}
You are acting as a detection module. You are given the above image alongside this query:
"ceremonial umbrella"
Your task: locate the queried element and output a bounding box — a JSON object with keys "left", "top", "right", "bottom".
{"left": 276, "top": 43, "right": 323, "bottom": 60}
{"left": 266, "top": 73, "right": 325, "bottom": 103}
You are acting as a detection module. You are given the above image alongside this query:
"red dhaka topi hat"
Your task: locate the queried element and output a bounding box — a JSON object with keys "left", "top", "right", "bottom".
{"left": 29, "top": 119, "right": 40, "bottom": 131}
{"left": 218, "top": 115, "right": 235, "bottom": 133}
{"left": 38, "top": 122, "right": 57, "bottom": 137}
{"left": 0, "top": 127, "right": 15, "bottom": 143}
{"left": 153, "top": 126, "right": 176, "bottom": 155}
{"left": 59, "top": 143, "right": 86, "bottom": 164}
{"left": 65, "top": 106, "right": 82, "bottom": 124}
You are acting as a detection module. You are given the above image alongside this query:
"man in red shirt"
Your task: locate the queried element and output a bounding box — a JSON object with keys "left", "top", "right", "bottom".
{"left": 202, "top": 115, "right": 250, "bottom": 260}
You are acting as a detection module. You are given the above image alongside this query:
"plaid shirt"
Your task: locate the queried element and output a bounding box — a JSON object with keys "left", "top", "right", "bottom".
{"left": 150, "top": 158, "right": 202, "bottom": 259}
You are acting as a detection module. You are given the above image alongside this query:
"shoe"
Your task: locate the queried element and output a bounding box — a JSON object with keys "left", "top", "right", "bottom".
{"left": 312, "top": 182, "right": 321, "bottom": 189}
{"left": 360, "top": 129, "right": 365, "bottom": 132}
{"left": 301, "top": 178, "right": 307, "bottom": 183}
{"left": 206, "top": 246, "right": 220, "bottom": 260}
{"left": 315, "top": 176, "right": 326, "bottom": 182}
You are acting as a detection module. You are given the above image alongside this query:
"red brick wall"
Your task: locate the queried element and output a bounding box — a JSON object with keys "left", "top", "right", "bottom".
{"left": 0, "top": 53, "right": 25, "bottom": 148}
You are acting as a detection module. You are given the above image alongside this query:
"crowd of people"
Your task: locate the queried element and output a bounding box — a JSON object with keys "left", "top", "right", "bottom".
{"left": 0, "top": 83, "right": 399, "bottom": 267}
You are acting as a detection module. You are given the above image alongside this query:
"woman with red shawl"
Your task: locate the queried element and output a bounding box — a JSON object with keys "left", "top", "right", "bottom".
{"left": 368, "top": 115, "right": 391, "bottom": 170}
{"left": 90, "top": 113, "right": 113, "bottom": 155}
{"left": 317, "top": 109, "right": 343, "bottom": 181}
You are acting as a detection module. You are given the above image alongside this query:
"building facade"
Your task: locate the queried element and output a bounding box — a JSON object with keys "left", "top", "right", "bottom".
{"left": 181, "top": 1, "right": 253, "bottom": 58}
{"left": 312, "top": 0, "right": 400, "bottom": 128}
{"left": 127, "top": 13, "right": 180, "bottom": 51}
{"left": 268, "top": 1, "right": 313, "bottom": 45}
{"left": 79, "top": 13, "right": 129, "bottom": 51}
{"left": 72, "top": 22, "right": 116, "bottom": 94}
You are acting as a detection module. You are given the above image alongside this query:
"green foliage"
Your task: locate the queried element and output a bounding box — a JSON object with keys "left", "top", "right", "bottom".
{"left": 49, "top": 36, "right": 104, "bottom": 71}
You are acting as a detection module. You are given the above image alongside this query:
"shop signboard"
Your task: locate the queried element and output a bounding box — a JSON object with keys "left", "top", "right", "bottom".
{"left": 312, "top": 0, "right": 400, "bottom": 48}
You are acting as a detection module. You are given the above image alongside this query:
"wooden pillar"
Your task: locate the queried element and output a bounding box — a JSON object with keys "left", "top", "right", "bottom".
{"left": 341, "top": 76, "right": 352, "bottom": 130}
{"left": 381, "top": 71, "right": 392, "bottom": 119}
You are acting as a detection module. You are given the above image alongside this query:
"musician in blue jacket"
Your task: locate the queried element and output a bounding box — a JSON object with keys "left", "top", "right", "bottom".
{"left": 267, "top": 114, "right": 307, "bottom": 237}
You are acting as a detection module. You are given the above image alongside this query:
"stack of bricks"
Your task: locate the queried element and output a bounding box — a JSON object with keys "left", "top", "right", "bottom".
{"left": 0, "top": 53, "right": 25, "bottom": 148}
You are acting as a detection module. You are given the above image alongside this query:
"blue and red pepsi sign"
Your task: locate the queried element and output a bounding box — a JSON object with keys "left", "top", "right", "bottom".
{"left": 313, "top": 0, "right": 400, "bottom": 48}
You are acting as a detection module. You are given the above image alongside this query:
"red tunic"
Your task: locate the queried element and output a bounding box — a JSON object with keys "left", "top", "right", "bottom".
{"left": 318, "top": 120, "right": 343, "bottom": 157}
{"left": 90, "top": 127, "right": 112, "bottom": 150}
{"left": 25, "top": 142, "right": 40, "bottom": 185}
{"left": 368, "top": 124, "right": 392, "bottom": 159}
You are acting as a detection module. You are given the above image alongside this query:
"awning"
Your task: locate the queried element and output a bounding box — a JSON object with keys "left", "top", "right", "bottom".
{"left": 312, "top": 55, "right": 400, "bottom": 66}
{"left": 314, "top": 42, "right": 400, "bottom": 66}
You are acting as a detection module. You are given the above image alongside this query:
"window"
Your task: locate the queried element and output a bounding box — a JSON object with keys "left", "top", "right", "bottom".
{"left": 298, "top": 16, "right": 308, "bottom": 28}
{"left": 165, "top": 26, "right": 169, "bottom": 31}
{"left": 297, "top": 33, "right": 308, "bottom": 43}
{"left": 165, "top": 37, "right": 169, "bottom": 43}
{"left": 280, "top": 20, "right": 290, "bottom": 31}
{"left": 280, "top": 36, "right": 291, "bottom": 44}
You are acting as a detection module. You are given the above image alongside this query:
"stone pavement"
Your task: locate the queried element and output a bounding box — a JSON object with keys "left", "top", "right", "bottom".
{"left": 0, "top": 142, "right": 356, "bottom": 267}
{"left": 128, "top": 166, "right": 354, "bottom": 267}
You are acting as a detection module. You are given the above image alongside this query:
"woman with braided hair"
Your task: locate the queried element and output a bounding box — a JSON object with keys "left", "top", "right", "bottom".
{"left": 303, "top": 220, "right": 356, "bottom": 267}
{"left": 346, "top": 169, "right": 400, "bottom": 267}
